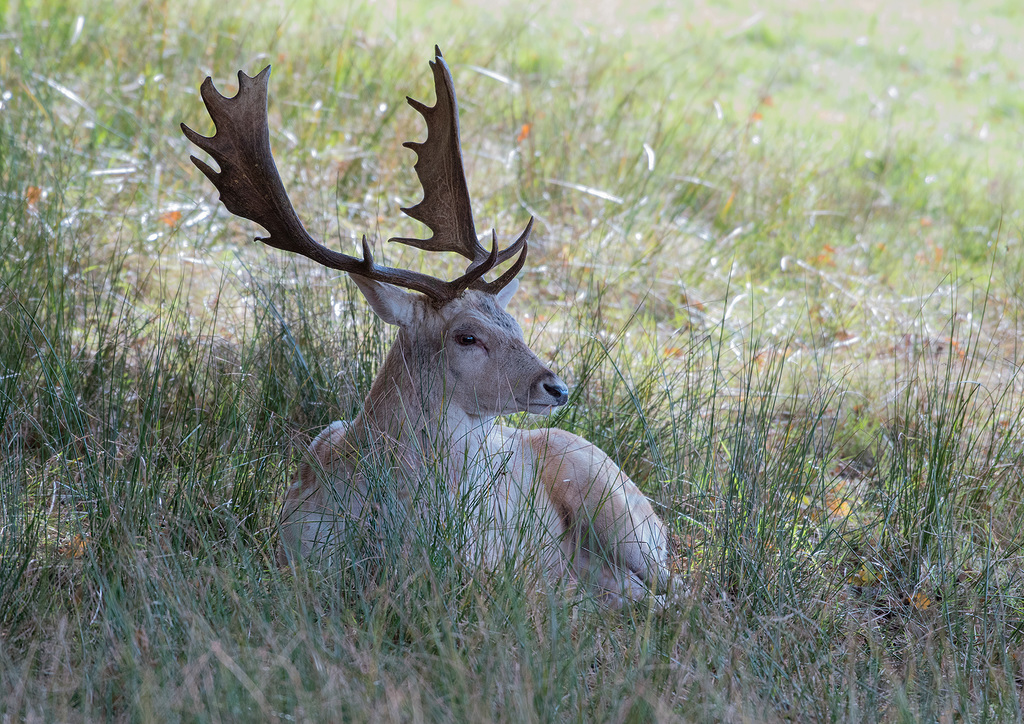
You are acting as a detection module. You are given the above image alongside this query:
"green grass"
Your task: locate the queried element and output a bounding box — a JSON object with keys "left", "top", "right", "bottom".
{"left": 2, "top": 0, "right": 1024, "bottom": 720}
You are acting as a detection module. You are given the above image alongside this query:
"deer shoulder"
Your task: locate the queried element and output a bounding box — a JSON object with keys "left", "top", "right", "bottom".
{"left": 278, "top": 421, "right": 358, "bottom": 561}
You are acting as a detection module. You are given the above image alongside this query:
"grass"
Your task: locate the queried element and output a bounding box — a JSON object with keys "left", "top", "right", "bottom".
{"left": 2, "top": 0, "right": 1024, "bottom": 719}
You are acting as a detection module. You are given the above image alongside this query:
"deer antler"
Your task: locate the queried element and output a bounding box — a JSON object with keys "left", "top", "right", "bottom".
{"left": 181, "top": 48, "right": 530, "bottom": 303}
{"left": 391, "top": 46, "right": 531, "bottom": 294}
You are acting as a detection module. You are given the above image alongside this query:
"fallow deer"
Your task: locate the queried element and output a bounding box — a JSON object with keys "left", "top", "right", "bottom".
{"left": 182, "top": 47, "right": 674, "bottom": 605}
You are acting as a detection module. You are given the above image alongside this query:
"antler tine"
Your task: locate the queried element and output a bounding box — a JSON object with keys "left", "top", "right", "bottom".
{"left": 181, "top": 66, "right": 457, "bottom": 300}
{"left": 473, "top": 219, "right": 531, "bottom": 295}
{"left": 390, "top": 46, "right": 532, "bottom": 294}
{"left": 437, "top": 218, "right": 530, "bottom": 297}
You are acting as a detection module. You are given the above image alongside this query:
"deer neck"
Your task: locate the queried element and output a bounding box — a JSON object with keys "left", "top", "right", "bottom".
{"left": 353, "top": 329, "right": 495, "bottom": 456}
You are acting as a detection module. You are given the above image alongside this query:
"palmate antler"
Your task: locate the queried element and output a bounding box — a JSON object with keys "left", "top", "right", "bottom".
{"left": 181, "top": 47, "right": 532, "bottom": 304}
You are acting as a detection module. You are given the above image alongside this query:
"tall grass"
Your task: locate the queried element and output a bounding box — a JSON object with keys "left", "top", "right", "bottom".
{"left": 2, "top": 0, "right": 1023, "bottom": 720}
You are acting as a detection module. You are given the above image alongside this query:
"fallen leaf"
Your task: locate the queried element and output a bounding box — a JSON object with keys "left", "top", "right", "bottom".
{"left": 849, "top": 565, "right": 876, "bottom": 586}
{"left": 825, "top": 496, "right": 852, "bottom": 518}
{"left": 910, "top": 592, "right": 932, "bottom": 610}
{"left": 59, "top": 534, "right": 89, "bottom": 558}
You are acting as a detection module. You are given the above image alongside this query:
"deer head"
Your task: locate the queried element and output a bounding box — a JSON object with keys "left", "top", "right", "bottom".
{"left": 182, "top": 47, "right": 568, "bottom": 418}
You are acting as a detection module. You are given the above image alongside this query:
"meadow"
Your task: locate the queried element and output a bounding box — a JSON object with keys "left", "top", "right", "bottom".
{"left": 2, "top": 0, "right": 1024, "bottom": 720}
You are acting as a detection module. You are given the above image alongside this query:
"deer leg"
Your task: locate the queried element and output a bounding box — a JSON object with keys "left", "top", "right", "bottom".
{"left": 528, "top": 428, "right": 673, "bottom": 597}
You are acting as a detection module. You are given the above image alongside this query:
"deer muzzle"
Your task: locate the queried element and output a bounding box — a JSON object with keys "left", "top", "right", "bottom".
{"left": 531, "top": 372, "right": 569, "bottom": 411}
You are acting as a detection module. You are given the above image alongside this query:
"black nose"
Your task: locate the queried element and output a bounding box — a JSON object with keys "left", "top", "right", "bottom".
{"left": 543, "top": 382, "right": 569, "bottom": 406}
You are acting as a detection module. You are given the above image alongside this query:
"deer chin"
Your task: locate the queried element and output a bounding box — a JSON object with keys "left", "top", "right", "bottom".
{"left": 524, "top": 401, "right": 561, "bottom": 415}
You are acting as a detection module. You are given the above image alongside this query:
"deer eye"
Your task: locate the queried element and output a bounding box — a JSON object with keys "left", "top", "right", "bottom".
{"left": 456, "top": 334, "right": 476, "bottom": 346}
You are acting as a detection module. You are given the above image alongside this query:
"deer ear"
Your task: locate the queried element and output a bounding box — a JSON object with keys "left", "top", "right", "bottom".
{"left": 494, "top": 278, "right": 519, "bottom": 310}
{"left": 349, "top": 274, "right": 419, "bottom": 327}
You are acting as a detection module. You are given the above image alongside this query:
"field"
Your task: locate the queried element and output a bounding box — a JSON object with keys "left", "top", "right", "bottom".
{"left": 2, "top": 0, "right": 1024, "bottom": 720}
